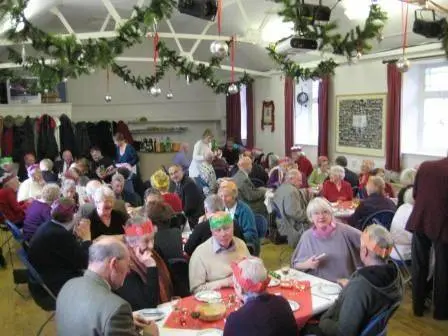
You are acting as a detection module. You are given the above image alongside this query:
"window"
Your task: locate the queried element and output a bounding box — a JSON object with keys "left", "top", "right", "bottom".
{"left": 294, "top": 80, "right": 319, "bottom": 146}
{"left": 240, "top": 85, "right": 247, "bottom": 145}
{"left": 402, "top": 61, "right": 448, "bottom": 156}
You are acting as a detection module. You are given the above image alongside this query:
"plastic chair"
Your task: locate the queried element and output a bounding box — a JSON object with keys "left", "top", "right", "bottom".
{"left": 4, "top": 220, "right": 27, "bottom": 268}
{"left": 254, "top": 214, "right": 268, "bottom": 239}
{"left": 361, "top": 210, "right": 396, "bottom": 231}
{"left": 359, "top": 301, "right": 401, "bottom": 336}
{"left": 17, "top": 248, "right": 56, "bottom": 336}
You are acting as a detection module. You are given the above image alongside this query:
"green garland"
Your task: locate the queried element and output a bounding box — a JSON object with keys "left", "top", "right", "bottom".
{"left": 1, "top": 0, "right": 252, "bottom": 94}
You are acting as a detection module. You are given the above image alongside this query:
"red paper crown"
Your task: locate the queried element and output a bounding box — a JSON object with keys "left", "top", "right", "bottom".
{"left": 124, "top": 221, "right": 154, "bottom": 237}
{"left": 231, "top": 258, "right": 270, "bottom": 293}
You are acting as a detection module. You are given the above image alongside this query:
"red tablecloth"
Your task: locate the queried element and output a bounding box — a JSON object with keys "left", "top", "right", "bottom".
{"left": 334, "top": 200, "right": 358, "bottom": 210}
{"left": 164, "top": 281, "right": 313, "bottom": 331}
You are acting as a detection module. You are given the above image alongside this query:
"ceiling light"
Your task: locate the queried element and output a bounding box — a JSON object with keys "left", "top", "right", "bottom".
{"left": 261, "top": 17, "right": 295, "bottom": 44}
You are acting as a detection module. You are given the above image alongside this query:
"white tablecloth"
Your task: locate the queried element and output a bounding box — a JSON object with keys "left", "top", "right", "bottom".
{"left": 154, "top": 269, "right": 339, "bottom": 335}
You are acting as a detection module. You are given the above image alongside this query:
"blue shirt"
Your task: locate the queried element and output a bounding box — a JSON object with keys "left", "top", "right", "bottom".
{"left": 116, "top": 144, "right": 139, "bottom": 166}
{"left": 212, "top": 237, "right": 236, "bottom": 254}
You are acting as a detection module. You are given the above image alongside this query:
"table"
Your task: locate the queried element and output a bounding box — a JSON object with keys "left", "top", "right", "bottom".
{"left": 331, "top": 201, "right": 357, "bottom": 220}
{"left": 154, "top": 269, "right": 339, "bottom": 335}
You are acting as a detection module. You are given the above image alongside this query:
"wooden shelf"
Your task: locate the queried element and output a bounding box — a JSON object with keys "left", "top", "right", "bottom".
{"left": 131, "top": 128, "right": 187, "bottom": 135}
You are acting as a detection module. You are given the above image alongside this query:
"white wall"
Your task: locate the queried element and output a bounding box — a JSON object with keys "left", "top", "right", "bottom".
{"left": 66, "top": 65, "right": 226, "bottom": 148}
{"left": 253, "top": 60, "right": 443, "bottom": 171}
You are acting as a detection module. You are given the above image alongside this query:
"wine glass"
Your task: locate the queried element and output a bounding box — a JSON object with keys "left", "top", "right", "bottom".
{"left": 171, "top": 296, "right": 181, "bottom": 312}
{"left": 281, "top": 264, "right": 290, "bottom": 279}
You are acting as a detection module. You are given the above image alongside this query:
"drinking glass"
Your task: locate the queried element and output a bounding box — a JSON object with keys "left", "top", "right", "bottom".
{"left": 281, "top": 264, "right": 290, "bottom": 279}
{"left": 171, "top": 296, "right": 181, "bottom": 311}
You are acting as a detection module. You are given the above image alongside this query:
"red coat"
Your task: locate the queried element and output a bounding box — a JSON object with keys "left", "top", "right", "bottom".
{"left": 296, "top": 155, "right": 313, "bottom": 178}
{"left": 0, "top": 187, "right": 27, "bottom": 223}
{"left": 406, "top": 158, "right": 448, "bottom": 243}
{"left": 321, "top": 180, "right": 353, "bottom": 203}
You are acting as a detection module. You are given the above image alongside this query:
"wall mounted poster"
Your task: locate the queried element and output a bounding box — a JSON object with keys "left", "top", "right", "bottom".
{"left": 336, "top": 93, "right": 387, "bottom": 157}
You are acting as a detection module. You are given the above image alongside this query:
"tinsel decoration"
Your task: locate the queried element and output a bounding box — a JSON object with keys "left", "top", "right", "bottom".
{"left": 150, "top": 27, "right": 162, "bottom": 97}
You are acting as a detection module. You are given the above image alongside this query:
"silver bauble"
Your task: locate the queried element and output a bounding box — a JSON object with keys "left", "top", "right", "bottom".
{"left": 396, "top": 57, "right": 410, "bottom": 73}
{"left": 210, "top": 40, "right": 229, "bottom": 59}
{"left": 227, "top": 83, "right": 239, "bottom": 95}
{"left": 376, "top": 34, "right": 384, "bottom": 43}
{"left": 348, "top": 55, "right": 358, "bottom": 65}
{"left": 150, "top": 85, "right": 161, "bottom": 97}
{"left": 43, "top": 88, "right": 49, "bottom": 94}
{"left": 63, "top": 77, "right": 68, "bottom": 83}
{"left": 105, "top": 95, "right": 112, "bottom": 103}
{"left": 166, "top": 90, "right": 174, "bottom": 100}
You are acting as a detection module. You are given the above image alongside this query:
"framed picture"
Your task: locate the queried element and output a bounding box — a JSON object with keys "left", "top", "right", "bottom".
{"left": 261, "top": 100, "right": 275, "bottom": 132}
{"left": 335, "top": 93, "right": 387, "bottom": 157}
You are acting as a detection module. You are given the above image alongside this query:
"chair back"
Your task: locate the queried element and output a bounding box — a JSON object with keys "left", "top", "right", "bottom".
{"left": 361, "top": 210, "right": 396, "bottom": 231}
{"left": 254, "top": 214, "right": 268, "bottom": 239}
{"left": 5, "top": 220, "right": 24, "bottom": 243}
{"left": 271, "top": 202, "right": 283, "bottom": 220}
{"left": 251, "top": 178, "right": 265, "bottom": 188}
{"left": 359, "top": 301, "right": 401, "bottom": 336}
{"left": 167, "top": 257, "right": 190, "bottom": 298}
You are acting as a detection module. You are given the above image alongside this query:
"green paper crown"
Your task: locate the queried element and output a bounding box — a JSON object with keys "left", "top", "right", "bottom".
{"left": 0, "top": 157, "right": 13, "bottom": 166}
{"left": 210, "top": 213, "right": 233, "bottom": 230}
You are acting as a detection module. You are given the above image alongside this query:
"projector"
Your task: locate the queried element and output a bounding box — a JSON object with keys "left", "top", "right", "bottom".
{"left": 412, "top": 9, "right": 447, "bottom": 38}
{"left": 178, "top": 0, "right": 217, "bottom": 21}
{"left": 300, "top": 4, "right": 331, "bottom": 23}
{"left": 275, "top": 36, "right": 318, "bottom": 55}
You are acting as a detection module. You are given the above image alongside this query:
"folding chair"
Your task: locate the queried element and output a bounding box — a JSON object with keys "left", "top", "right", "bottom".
{"left": 4, "top": 219, "right": 26, "bottom": 268}
{"left": 391, "top": 247, "right": 412, "bottom": 285}
{"left": 17, "top": 248, "right": 56, "bottom": 336}
{"left": 361, "top": 210, "right": 396, "bottom": 231}
{"left": 359, "top": 301, "right": 401, "bottom": 336}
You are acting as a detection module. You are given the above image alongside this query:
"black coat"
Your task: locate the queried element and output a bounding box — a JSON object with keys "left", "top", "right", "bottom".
{"left": 154, "top": 227, "right": 184, "bottom": 263}
{"left": 96, "top": 121, "right": 116, "bottom": 159}
{"left": 59, "top": 114, "right": 77, "bottom": 157}
{"left": 37, "top": 115, "right": 59, "bottom": 160}
{"left": 12, "top": 117, "right": 35, "bottom": 163}
{"left": 75, "top": 122, "right": 91, "bottom": 158}
{"left": 175, "top": 176, "right": 204, "bottom": 229}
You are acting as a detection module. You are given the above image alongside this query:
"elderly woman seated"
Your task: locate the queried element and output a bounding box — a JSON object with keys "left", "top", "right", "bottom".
{"left": 321, "top": 165, "right": 353, "bottom": 203}
{"left": 197, "top": 151, "right": 217, "bottom": 196}
{"left": 348, "top": 176, "right": 396, "bottom": 231}
{"left": 114, "top": 215, "right": 173, "bottom": 311}
{"left": 61, "top": 179, "right": 79, "bottom": 209}
{"left": 87, "top": 185, "right": 128, "bottom": 240}
{"left": 223, "top": 257, "right": 299, "bottom": 336}
{"left": 150, "top": 169, "right": 183, "bottom": 212}
{"left": 308, "top": 156, "right": 330, "bottom": 189}
{"left": 17, "top": 164, "right": 45, "bottom": 202}
{"left": 390, "top": 188, "right": 414, "bottom": 261}
{"left": 371, "top": 168, "right": 395, "bottom": 198}
{"left": 291, "top": 197, "right": 362, "bottom": 282}
{"left": 397, "top": 168, "right": 417, "bottom": 207}
{"left": 358, "top": 159, "right": 374, "bottom": 191}
{"left": 39, "top": 159, "right": 58, "bottom": 183}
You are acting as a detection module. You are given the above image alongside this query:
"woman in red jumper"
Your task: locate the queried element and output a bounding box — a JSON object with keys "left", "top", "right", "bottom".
{"left": 322, "top": 165, "right": 353, "bottom": 203}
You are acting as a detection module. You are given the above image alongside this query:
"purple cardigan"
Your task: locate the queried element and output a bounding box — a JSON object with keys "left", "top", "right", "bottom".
{"left": 23, "top": 200, "right": 52, "bottom": 241}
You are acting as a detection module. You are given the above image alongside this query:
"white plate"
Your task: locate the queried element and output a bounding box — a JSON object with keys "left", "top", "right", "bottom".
{"left": 268, "top": 278, "right": 281, "bottom": 287}
{"left": 194, "top": 290, "right": 222, "bottom": 303}
{"left": 317, "top": 283, "right": 342, "bottom": 295}
{"left": 288, "top": 300, "right": 300, "bottom": 312}
{"left": 196, "top": 329, "right": 223, "bottom": 336}
{"left": 136, "top": 308, "right": 165, "bottom": 321}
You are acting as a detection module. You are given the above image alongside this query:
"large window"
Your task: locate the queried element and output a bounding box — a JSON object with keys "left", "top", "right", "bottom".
{"left": 240, "top": 85, "right": 247, "bottom": 145}
{"left": 294, "top": 80, "right": 319, "bottom": 146}
{"left": 402, "top": 61, "right": 448, "bottom": 156}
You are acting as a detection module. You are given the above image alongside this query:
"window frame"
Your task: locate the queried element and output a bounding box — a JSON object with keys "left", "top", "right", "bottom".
{"left": 293, "top": 79, "right": 319, "bottom": 146}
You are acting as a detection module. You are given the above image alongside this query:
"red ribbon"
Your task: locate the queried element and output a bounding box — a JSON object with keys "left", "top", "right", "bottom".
{"left": 401, "top": 0, "right": 409, "bottom": 52}
{"left": 231, "top": 35, "right": 235, "bottom": 83}
{"left": 153, "top": 32, "right": 159, "bottom": 74}
{"left": 217, "top": 0, "right": 222, "bottom": 35}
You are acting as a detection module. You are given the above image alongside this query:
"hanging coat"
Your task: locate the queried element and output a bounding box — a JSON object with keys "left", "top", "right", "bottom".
{"left": 59, "top": 114, "right": 77, "bottom": 157}
{"left": 37, "top": 114, "right": 58, "bottom": 160}
{"left": 95, "top": 121, "right": 116, "bottom": 159}
{"left": 75, "top": 122, "right": 91, "bottom": 158}
{"left": 1, "top": 116, "right": 14, "bottom": 157}
{"left": 116, "top": 120, "right": 134, "bottom": 145}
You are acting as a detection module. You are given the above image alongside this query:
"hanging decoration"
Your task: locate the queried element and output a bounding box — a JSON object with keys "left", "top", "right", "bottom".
{"left": 227, "top": 36, "right": 239, "bottom": 95}
{"left": 210, "top": 0, "right": 228, "bottom": 59}
{"left": 149, "top": 25, "right": 162, "bottom": 97}
{"left": 397, "top": 0, "right": 410, "bottom": 73}
{"left": 166, "top": 76, "right": 173, "bottom": 99}
{"left": 104, "top": 66, "right": 112, "bottom": 103}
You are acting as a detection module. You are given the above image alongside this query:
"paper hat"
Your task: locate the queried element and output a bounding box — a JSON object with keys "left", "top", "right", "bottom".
{"left": 27, "top": 164, "right": 39, "bottom": 178}
{"left": 150, "top": 169, "right": 170, "bottom": 191}
{"left": 124, "top": 220, "right": 155, "bottom": 237}
{"left": 361, "top": 229, "right": 393, "bottom": 259}
{"left": 0, "top": 157, "right": 13, "bottom": 167}
{"left": 0, "top": 168, "right": 15, "bottom": 186}
{"left": 231, "top": 258, "right": 270, "bottom": 293}
{"left": 51, "top": 198, "right": 76, "bottom": 221}
{"left": 209, "top": 211, "right": 233, "bottom": 230}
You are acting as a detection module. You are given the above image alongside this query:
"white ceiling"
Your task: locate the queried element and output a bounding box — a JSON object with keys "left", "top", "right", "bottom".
{"left": 1, "top": 0, "right": 447, "bottom": 76}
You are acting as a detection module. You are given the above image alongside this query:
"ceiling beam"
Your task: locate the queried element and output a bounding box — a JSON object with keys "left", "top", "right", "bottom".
{"left": 165, "top": 19, "right": 184, "bottom": 53}
{"left": 50, "top": 7, "right": 76, "bottom": 35}
{"left": 190, "top": 22, "right": 214, "bottom": 56}
{"left": 101, "top": 0, "right": 122, "bottom": 25}
{"left": 235, "top": 0, "right": 250, "bottom": 27}
{"left": 100, "top": 14, "right": 111, "bottom": 32}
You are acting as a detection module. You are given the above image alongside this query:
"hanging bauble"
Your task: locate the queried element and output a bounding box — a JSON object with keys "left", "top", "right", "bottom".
{"left": 104, "top": 95, "right": 112, "bottom": 103}
{"left": 150, "top": 85, "right": 161, "bottom": 97}
{"left": 376, "top": 34, "right": 384, "bottom": 43}
{"left": 63, "top": 77, "right": 68, "bottom": 83}
{"left": 43, "top": 88, "right": 49, "bottom": 94}
{"left": 396, "top": 57, "right": 410, "bottom": 73}
{"left": 227, "top": 83, "right": 239, "bottom": 95}
{"left": 166, "top": 90, "right": 174, "bottom": 100}
{"left": 210, "top": 40, "right": 229, "bottom": 59}
{"left": 186, "top": 75, "right": 191, "bottom": 85}
{"left": 356, "top": 51, "right": 362, "bottom": 59}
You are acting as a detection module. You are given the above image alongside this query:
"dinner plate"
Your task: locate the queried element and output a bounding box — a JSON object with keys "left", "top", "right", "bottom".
{"left": 268, "top": 278, "right": 281, "bottom": 287}
{"left": 288, "top": 300, "right": 300, "bottom": 312}
{"left": 317, "top": 283, "right": 342, "bottom": 295}
{"left": 195, "top": 290, "right": 222, "bottom": 303}
{"left": 136, "top": 309, "right": 166, "bottom": 322}
{"left": 196, "top": 329, "right": 223, "bottom": 336}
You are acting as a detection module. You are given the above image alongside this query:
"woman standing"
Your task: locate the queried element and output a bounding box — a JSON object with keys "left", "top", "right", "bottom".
{"left": 114, "top": 132, "right": 139, "bottom": 172}
{"left": 189, "top": 129, "right": 213, "bottom": 178}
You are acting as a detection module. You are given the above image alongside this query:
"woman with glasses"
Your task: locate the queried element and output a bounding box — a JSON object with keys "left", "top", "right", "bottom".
{"left": 291, "top": 197, "right": 362, "bottom": 282}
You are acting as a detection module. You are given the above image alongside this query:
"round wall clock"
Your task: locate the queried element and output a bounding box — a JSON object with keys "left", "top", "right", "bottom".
{"left": 297, "top": 91, "right": 309, "bottom": 106}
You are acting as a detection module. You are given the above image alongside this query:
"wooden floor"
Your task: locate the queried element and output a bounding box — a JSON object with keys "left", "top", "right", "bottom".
{"left": 1, "top": 236, "right": 447, "bottom": 335}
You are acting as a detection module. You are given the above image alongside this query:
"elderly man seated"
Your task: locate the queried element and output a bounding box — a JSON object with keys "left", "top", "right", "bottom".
{"left": 233, "top": 156, "right": 267, "bottom": 215}
{"left": 224, "top": 257, "right": 299, "bottom": 336}
{"left": 218, "top": 180, "right": 259, "bottom": 255}
{"left": 56, "top": 237, "right": 159, "bottom": 336}
{"left": 348, "top": 176, "right": 396, "bottom": 230}
{"left": 302, "top": 224, "right": 403, "bottom": 336}
{"left": 111, "top": 173, "right": 141, "bottom": 207}
{"left": 273, "top": 169, "right": 312, "bottom": 248}
{"left": 189, "top": 211, "right": 250, "bottom": 293}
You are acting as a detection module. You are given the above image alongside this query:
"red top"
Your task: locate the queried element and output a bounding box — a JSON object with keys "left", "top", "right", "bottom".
{"left": 296, "top": 156, "right": 313, "bottom": 178}
{"left": 0, "top": 187, "right": 28, "bottom": 223}
{"left": 384, "top": 183, "right": 395, "bottom": 198}
{"left": 322, "top": 180, "right": 353, "bottom": 203}
{"left": 162, "top": 193, "right": 183, "bottom": 213}
{"left": 359, "top": 173, "right": 370, "bottom": 189}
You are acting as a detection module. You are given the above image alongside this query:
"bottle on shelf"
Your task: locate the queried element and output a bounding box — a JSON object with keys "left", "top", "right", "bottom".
{"left": 148, "top": 138, "right": 154, "bottom": 152}
{"left": 166, "top": 137, "right": 172, "bottom": 152}
{"left": 155, "top": 137, "right": 161, "bottom": 153}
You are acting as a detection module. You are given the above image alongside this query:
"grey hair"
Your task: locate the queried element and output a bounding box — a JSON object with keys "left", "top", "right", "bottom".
{"left": 204, "top": 194, "right": 225, "bottom": 213}
{"left": 61, "top": 179, "right": 76, "bottom": 194}
{"left": 403, "top": 187, "right": 414, "bottom": 205}
{"left": 86, "top": 180, "right": 102, "bottom": 199}
{"left": 88, "top": 239, "right": 127, "bottom": 264}
{"left": 400, "top": 168, "right": 417, "bottom": 186}
{"left": 93, "top": 185, "right": 116, "bottom": 204}
{"left": 111, "top": 173, "right": 125, "bottom": 184}
{"left": 39, "top": 159, "right": 53, "bottom": 171}
{"left": 363, "top": 224, "right": 394, "bottom": 261}
{"left": 41, "top": 183, "right": 61, "bottom": 203}
{"left": 268, "top": 155, "right": 279, "bottom": 169}
{"left": 306, "top": 197, "right": 333, "bottom": 222}
{"left": 286, "top": 168, "right": 301, "bottom": 181}
{"left": 330, "top": 165, "right": 345, "bottom": 179}
{"left": 234, "top": 257, "right": 268, "bottom": 294}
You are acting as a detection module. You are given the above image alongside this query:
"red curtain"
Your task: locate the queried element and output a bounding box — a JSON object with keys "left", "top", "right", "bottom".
{"left": 285, "top": 77, "right": 295, "bottom": 157}
{"left": 318, "top": 77, "right": 330, "bottom": 157}
{"left": 385, "top": 63, "right": 402, "bottom": 171}
{"left": 226, "top": 92, "right": 241, "bottom": 141}
{"left": 245, "top": 83, "right": 255, "bottom": 148}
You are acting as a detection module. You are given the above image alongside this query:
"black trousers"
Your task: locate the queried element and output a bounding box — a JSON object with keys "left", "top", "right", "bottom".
{"left": 412, "top": 232, "right": 448, "bottom": 319}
